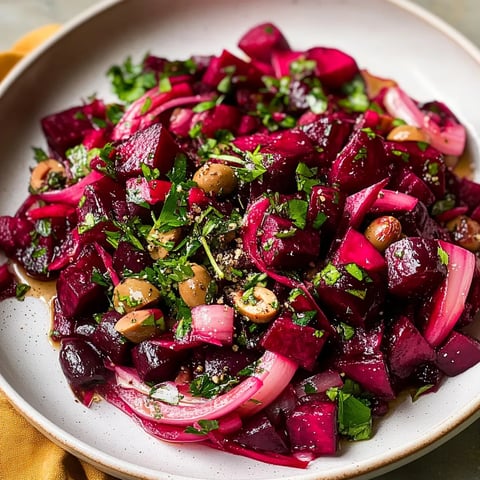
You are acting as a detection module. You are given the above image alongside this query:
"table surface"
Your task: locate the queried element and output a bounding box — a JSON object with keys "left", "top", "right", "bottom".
{"left": 0, "top": 1, "right": 479, "bottom": 480}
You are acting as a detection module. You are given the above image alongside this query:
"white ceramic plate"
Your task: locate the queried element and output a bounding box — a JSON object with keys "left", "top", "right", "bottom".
{"left": 0, "top": 0, "right": 479, "bottom": 479}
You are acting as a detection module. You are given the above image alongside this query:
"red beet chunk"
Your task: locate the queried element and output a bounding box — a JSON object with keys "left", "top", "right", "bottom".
{"left": 202, "top": 346, "right": 259, "bottom": 377}
{"left": 392, "top": 171, "right": 435, "bottom": 207}
{"left": 115, "top": 123, "right": 179, "bottom": 181}
{"left": 238, "top": 23, "right": 290, "bottom": 64}
{"left": 307, "top": 185, "right": 345, "bottom": 240}
{"left": 435, "top": 331, "right": 480, "bottom": 376}
{"left": 338, "top": 324, "right": 384, "bottom": 358}
{"left": 91, "top": 310, "right": 131, "bottom": 365}
{"left": 197, "top": 104, "right": 242, "bottom": 138}
{"left": 112, "top": 241, "right": 153, "bottom": 275}
{"left": 260, "top": 215, "right": 320, "bottom": 270}
{"left": 0, "top": 263, "right": 16, "bottom": 301}
{"left": 264, "top": 384, "right": 297, "bottom": 427}
{"left": 132, "top": 340, "right": 185, "bottom": 383}
{"left": 315, "top": 264, "right": 385, "bottom": 327}
{"left": 286, "top": 399, "right": 338, "bottom": 456}
{"left": 59, "top": 337, "right": 107, "bottom": 388}
{"left": 231, "top": 412, "right": 289, "bottom": 454}
{"left": 329, "top": 128, "right": 388, "bottom": 194}
{"left": 336, "top": 354, "right": 396, "bottom": 400}
{"left": 41, "top": 99, "right": 107, "bottom": 158}
{"left": 56, "top": 246, "right": 108, "bottom": 317}
{"left": 384, "top": 237, "right": 447, "bottom": 298}
{"left": 260, "top": 315, "right": 328, "bottom": 370}
{"left": 299, "top": 115, "right": 353, "bottom": 169}
{"left": 386, "top": 316, "right": 436, "bottom": 379}
{"left": 0, "top": 215, "right": 33, "bottom": 256}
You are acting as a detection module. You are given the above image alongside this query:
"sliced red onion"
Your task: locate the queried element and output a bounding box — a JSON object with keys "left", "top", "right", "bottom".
{"left": 383, "top": 87, "right": 466, "bottom": 156}
{"left": 423, "top": 241, "right": 475, "bottom": 346}
{"left": 26, "top": 203, "right": 75, "bottom": 221}
{"left": 191, "top": 304, "right": 234, "bottom": 346}
{"left": 236, "top": 350, "right": 298, "bottom": 417}
{"left": 117, "top": 375, "right": 262, "bottom": 425}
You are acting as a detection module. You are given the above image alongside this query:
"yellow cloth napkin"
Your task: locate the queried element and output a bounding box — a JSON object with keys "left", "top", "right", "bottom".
{"left": 0, "top": 25, "right": 117, "bottom": 480}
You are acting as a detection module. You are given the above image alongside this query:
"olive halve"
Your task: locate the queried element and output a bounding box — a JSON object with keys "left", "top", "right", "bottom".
{"left": 232, "top": 286, "right": 279, "bottom": 324}
{"left": 113, "top": 277, "right": 161, "bottom": 314}
{"left": 178, "top": 263, "right": 212, "bottom": 307}
{"left": 192, "top": 162, "right": 237, "bottom": 196}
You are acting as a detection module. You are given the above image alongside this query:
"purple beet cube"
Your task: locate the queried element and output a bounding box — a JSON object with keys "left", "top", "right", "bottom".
{"left": 260, "top": 315, "right": 328, "bottom": 370}
{"left": 386, "top": 316, "right": 436, "bottom": 379}
{"left": 435, "top": 331, "right": 480, "bottom": 376}
{"left": 112, "top": 241, "right": 153, "bottom": 275}
{"left": 132, "top": 340, "right": 185, "bottom": 383}
{"left": 286, "top": 399, "right": 338, "bottom": 456}
{"left": 260, "top": 215, "right": 320, "bottom": 269}
{"left": 115, "top": 123, "right": 179, "bottom": 181}
{"left": 231, "top": 413, "right": 289, "bottom": 454}
{"left": 385, "top": 237, "right": 448, "bottom": 297}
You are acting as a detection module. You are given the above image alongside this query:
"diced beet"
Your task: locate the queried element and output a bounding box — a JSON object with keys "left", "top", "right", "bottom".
{"left": 201, "top": 346, "right": 259, "bottom": 377}
{"left": 397, "top": 201, "right": 450, "bottom": 240}
{"left": 126, "top": 177, "right": 171, "bottom": 206}
{"left": 331, "top": 227, "right": 386, "bottom": 273}
{"left": 299, "top": 115, "right": 353, "bottom": 168}
{"left": 294, "top": 370, "right": 343, "bottom": 399}
{"left": 264, "top": 384, "right": 297, "bottom": 427}
{"left": 0, "top": 215, "right": 33, "bottom": 256}
{"left": 329, "top": 129, "right": 388, "bottom": 194}
{"left": 307, "top": 47, "right": 359, "bottom": 88}
{"left": 286, "top": 399, "right": 338, "bottom": 456}
{"left": 112, "top": 241, "right": 153, "bottom": 275}
{"left": 41, "top": 99, "right": 107, "bottom": 158}
{"left": 231, "top": 413, "right": 289, "bottom": 454}
{"left": 457, "top": 176, "right": 480, "bottom": 210}
{"left": 91, "top": 310, "right": 131, "bottom": 365}
{"left": 335, "top": 354, "right": 395, "bottom": 400}
{"left": 315, "top": 264, "right": 385, "bottom": 327}
{"left": 59, "top": 337, "right": 107, "bottom": 388}
{"left": 0, "top": 263, "right": 16, "bottom": 301}
{"left": 260, "top": 215, "right": 320, "bottom": 269}
{"left": 202, "top": 49, "right": 263, "bottom": 89}
{"left": 56, "top": 246, "right": 108, "bottom": 317}
{"left": 76, "top": 175, "right": 127, "bottom": 226}
{"left": 271, "top": 50, "right": 304, "bottom": 78}
{"left": 307, "top": 185, "right": 345, "bottom": 240}
{"left": 260, "top": 315, "right": 328, "bottom": 370}
{"left": 392, "top": 171, "right": 436, "bottom": 207}
{"left": 132, "top": 340, "right": 185, "bottom": 383}
{"left": 385, "top": 237, "right": 447, "bottom": 297}
{"left": 238, "top": 23, "right": 290, "bottom": 64}
{"left": 199, "top": 104, "right": 242, "bottom": 138}
{"left": 115, "top": 123, "right": 179, "bottom": 181}
{"left": 435, "top": 331, "right": 480, "bottom": 376}
{"left": 384, "top": 141, "right": 446, "bottom": 199}
{"left": 338, "top": 324, "right": 384, "bottom": 358}
{"left": 386, "top": 316, "right": 436, "bottom": 379}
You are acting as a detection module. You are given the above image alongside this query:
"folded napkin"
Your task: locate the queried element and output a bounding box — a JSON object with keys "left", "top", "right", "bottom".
{"left": 0, "top": 25, "right": 117, "bottom": 480}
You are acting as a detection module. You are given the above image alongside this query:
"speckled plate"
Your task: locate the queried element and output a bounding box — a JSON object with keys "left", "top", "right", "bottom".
{"left": 0, "top": 0, "right": 479, "bottom": 479}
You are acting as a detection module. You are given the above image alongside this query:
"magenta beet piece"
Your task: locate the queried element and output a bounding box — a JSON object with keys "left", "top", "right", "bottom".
{"left": 294, "top": 370, "right": 344, "bottom": 399}
{"left": 286, "top": 399, "right": 338, "bottom": 456}
{"left": 315, "top": 264, "right": 385, "bottom": 327}
{"left": 112, "top": 241, "right": 153, "bottom": 274}
{"left": 338, "top": 324, "right": 384, "bottom": 358}
{"left": 386, "top": 316, "right": 436, "bottom": 379}
{"left": 56, "top": 246, "right": 108, "bottom": 317}
{"left": 457, "top": 176, "right": 480, "bottom": 210}
{"left": 0, "top": 215, "right": 33, "bottom": 256}
{"left": 202, "top": 346, "right": 259, "bottom": 377}
{"left": 385, "top": 237, "right": 447, "bottom": 298}
{"left": 91, "top": 310, "right": 130, "bottom": 365}
{"left": 41, "top": 99, "right": 107, "bottom": 158}
{"left": 59, "top": 337, "right": 107, "bottom": 388}
{"left": 260, "top": 315, "right": 328, "bottom": 370}
{"left": 264, "top": 384, "right": 297, "bottom": 427}
{"left": 392, "top": 171, "right": 435, "bottom": 207}
{"left": 307, "top": 185, "right": 345, "bottom": 240}
{"left": 435, "top": 331, "right": 480, "bottom": 376}
{"left": 260, "top": 215, "right": 320, "bottom": 270}
{"left": 0, "top": 263, "right": 16, "bottom": 301}
{"left": 336, "top": 354, "right": 395, "bottom": 400}
{"left": 115, "top": 123, "right": 179, "bottom": 181}
{"left": 299, "top": 116, "right": 353, "bottom": 168}
{"left": 306, "top": 47, "right": 358, "bottom": 88}
{"left": 132, "top": 340, "right": 185, "bottom": 383}
{"left": 397, "top": 201, "right": 449, "bottom": 240}
{"left": 238, "top": 23, "right": 290, "bottom": 64}
{"left": 199, "top": 104, "right": 242, "bottom": 138}
{"left": 231, "top": 413, "right": 289, "bottom": 454}
{"left": 329, "top": 128, "right": 387, "bottom": 194}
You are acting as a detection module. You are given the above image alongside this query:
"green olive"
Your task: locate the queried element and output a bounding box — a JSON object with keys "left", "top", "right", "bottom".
{"left": 178, "top": 263, "right": 212, "bottom": 307}
{"left": 192, "top": 163, "right": 237, "bottom": 196}
{"left": 232, "top": 286, "right": 279, "bottom": 324}
{"left": 113, "top": 278, "right": 161, "bottom": 314}
{"left": 147, "top": 226, "right": 182, "bottom": 260}
{"left": 364, "top": 216, "right": 402, "bottom": 252}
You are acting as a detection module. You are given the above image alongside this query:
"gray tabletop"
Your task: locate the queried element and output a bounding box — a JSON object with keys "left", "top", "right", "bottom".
{"left": 0, "top": 1, "right": 478, "bottom": 479}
